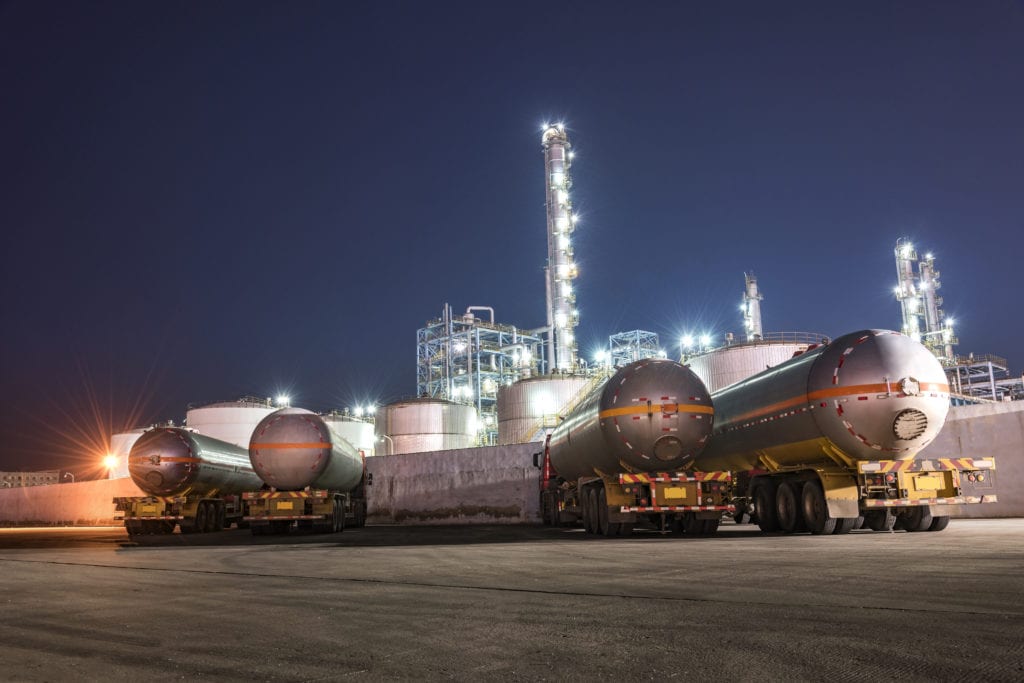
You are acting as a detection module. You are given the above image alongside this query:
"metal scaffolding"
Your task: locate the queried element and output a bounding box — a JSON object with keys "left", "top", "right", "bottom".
{"left": 946, "top": 355, "right": 1024, "bottom": 403}
{"left": 609, "top": 330, "right": 661, "bottom": 368}
{"left": 416, "top": 304, "right": 545, "bottom": 445}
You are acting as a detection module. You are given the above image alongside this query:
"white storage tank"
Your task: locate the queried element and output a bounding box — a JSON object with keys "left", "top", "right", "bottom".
{"left": 375, "top": 398, "right": 477, "bottom": 455}
{"left": 321, "top": 412, "right": 377, "bottom": 456}
{"left": 686, "top": 334, "right": 829, "bottom": 393}
{"left": 186, "top": 397, "right": 278, "bottom": 448}
{"left": 497, "top": 375, "right": 596, "bottom": 444}
{"left": 108, "top": 427, "right": 146, "bottom": 479}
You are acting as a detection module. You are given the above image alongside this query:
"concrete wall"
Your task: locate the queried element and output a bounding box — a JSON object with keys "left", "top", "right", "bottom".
{"left": 919, "top": 401, "right": 1024, "bottom": 517}
{"left": 365, "top": 443, "right": 541, "bottom": 525}
{"left": 0, "top": 478, "right": 144, "bottom": 526}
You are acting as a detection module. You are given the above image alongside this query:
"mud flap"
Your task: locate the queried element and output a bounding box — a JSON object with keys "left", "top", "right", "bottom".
{"left": 819, "top": 471, "right": 860, "bottom": 519}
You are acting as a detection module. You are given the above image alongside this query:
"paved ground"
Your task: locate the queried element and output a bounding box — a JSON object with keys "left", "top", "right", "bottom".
{"left": 1, "top": 519, "right": 1022, "bottom": 681}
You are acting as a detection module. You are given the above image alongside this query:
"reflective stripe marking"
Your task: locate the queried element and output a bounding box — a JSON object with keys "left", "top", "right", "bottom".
{"left": 128, "top": 456, "right": 200, "bottom": 464}
{"left": 599, "top": 404, "right": 714, "bottom": 419}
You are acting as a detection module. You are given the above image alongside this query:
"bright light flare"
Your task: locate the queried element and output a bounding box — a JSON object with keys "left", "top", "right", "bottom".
{"left": 103, "top": 454, "right": 119, "bottom": 470}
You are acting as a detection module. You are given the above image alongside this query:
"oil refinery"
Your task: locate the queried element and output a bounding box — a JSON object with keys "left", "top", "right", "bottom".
{"left": 1, "top": 122, "right": 1021, "bottom": 533}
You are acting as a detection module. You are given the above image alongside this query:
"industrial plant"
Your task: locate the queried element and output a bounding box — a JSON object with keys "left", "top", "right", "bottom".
{"left": 1, "top": 122, "right": 1021, "bottom": 532}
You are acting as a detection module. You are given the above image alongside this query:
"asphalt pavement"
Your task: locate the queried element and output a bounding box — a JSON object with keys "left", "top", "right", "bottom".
{"left": 1, "top": 519, "right": 1022, "bottom": 681}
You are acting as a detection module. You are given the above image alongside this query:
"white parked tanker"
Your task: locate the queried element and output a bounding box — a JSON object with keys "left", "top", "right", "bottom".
{"left": 695, "top": 329, "right": 997, "bottom": 534}
{"left": 114, "top": 427, "right": 263, "bottom": 535}
{"left": 244, "top": 408, "right": 368, "bottom": 535}
{"left": 538, "top": 331, "right": 997, "bottom": 537}
{"left": 537, "top": 358, "right": 731, "bottom": 536}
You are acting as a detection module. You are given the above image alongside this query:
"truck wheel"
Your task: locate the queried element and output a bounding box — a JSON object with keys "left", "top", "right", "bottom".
{"left": 584, "top": 489, "right": 598, "bottom": 534}
{"left": 195, "top": 502, "right": 209, "bottom": 533}
{"left": 832, "top": 517, "right": 857, "bottom": 534}
{"left": 928, "top": 515, "right": 950, "bottom": 532}
{"left": 865, "top": 509, "right": 896, "bottom": 532}
{"left": 775, "top": 482, "right": 801, "bottom": 533}
{"left": 754, "top": 486, "right": 779, "bottom": 532}
{"left": 598, "top": 488, "right": 619, "bottom": 536}
{"left": 702, "top": 518, "right": 720, "bottom": 535}
{"left": 619, "top": 523, "right": 634, "bottom": 536}
{"left": 801, "top": 481, "right": 836, "bottom": 535}
{"left": 902, "top": 506, "right": 933, "bottom": 532}
{"left": 213, "top": 504, "right": 226, "bottom": 532}
{"left": 681, "top": 513, "right": 702, "bottom": 535}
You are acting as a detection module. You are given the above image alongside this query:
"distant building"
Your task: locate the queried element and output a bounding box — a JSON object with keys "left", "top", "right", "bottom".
{"left": 0, "top": 471, "right": 61, "bottom": 488}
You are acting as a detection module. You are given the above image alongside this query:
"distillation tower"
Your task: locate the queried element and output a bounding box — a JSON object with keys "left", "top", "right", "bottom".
{"left": 742, "top": 272, "right": 764, "bottom": 341}
{"left": 893, "top": 238, "right": 957, "bottom": 363}
{"left": 542, "top": 124, "right": 579, "bottom": 372}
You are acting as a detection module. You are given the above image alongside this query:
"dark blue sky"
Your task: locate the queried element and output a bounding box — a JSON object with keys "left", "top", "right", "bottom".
{"left": 2, "top": 1, "right": 1022, "bottom": 472}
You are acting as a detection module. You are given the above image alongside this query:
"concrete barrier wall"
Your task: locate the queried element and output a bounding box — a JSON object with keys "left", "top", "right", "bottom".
{"left": 0, "top": 478, "right": 144, "bottom": 526}
{"left": 920, "top": 401, "right": 1024, "bottom": 518}
{"left": 365, "top": 443, "right": 541, "bottom": 525}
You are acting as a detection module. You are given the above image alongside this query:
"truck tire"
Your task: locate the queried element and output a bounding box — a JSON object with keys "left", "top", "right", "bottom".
{"left": 902, "top": 506, "right": 933, "bottom": 532}
{"left": 801, "top": 480, "right": 836, "bottom": 535}
{"left": 195, "top": 502, "right": 209, "bottom": 533}
{"left": 775, "top": 482, "right": 801, "bottom": 533}
{"left": 928, "top": 515, "right": 950, "bottom": 532}
{"left": 213, "top": 504, "right": 226, "bottom": 532}
{"left": 682, "top": 513, "right": 704, "bottom": 535}
{"left": 584, "top": 488, "right": 598, "bottom": 535}
{"left": 702, "top": 518, "right": 720, "bottom": 535}
{"left": 865, "top": 509, "right": 896, "bottom": 532}
{"left": 832, "top": 517, "right": 857, "bottom": 534}
{"left": 598, "top": 488, "right": 620, "bottom": 537}
{"left": 754, "top": 485, "right": 779, "bottom": 532}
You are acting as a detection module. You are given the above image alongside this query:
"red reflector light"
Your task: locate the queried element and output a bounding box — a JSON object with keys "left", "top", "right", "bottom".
{"left": 968, "top": 474, "right": 976, "bottom": 482}
{"left": 885, "top": 473, "right": 896, "bottom": 483}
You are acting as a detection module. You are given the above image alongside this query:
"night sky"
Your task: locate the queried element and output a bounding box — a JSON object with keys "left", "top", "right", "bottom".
{"left": 2, "top": 1, "right": 1022, "bottom": 474}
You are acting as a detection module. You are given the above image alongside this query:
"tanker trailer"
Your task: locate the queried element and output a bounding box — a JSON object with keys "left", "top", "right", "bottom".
{"left": 243, "top": 408, "right": 367, "bottom": 535}
{"left": 695, "top": 329, "right": 996, "bottom": 535}
{"left": 536, "top": 358, "right": 732, "bottom": 536}
{"left": 113, "top": 427, "right": 263, "bottom": 535}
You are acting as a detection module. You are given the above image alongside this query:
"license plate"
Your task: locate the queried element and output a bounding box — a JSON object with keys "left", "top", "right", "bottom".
{"left": 663, "top": 487, "right": 689, "bottom": 500}
{"left": 140, "top": 504, "right": 158, "bottom": 514}
{"left": 913, "top": 476, "right": 943, "bottom": 491}
{"left": 275, "top": 501, "right": 294, "bottom": 511}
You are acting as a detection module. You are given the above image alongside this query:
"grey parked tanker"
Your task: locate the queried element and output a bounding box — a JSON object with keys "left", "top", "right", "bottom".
{"left": 244, "top": 408, "right": 368, "bottom": 534}
{"left": 114, "top": 427, "right": 262, "bottom": 535}
{"left": 696, "top": 329, "right": 997, "bottom": 535}
{"left": 538, "top": 359, "right": 732, "bottom": 536}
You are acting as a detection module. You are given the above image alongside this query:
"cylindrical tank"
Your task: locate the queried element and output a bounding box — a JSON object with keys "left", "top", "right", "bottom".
{"left": 109, "top": 428, "right": 146, "bottom": 479}
{"left": 548, "top": 358, "right": 714, "bottom": 481}
{"left": 497, "top": 375, "right": 594, "bottom": 444}
{"left": 375, "top": 398, "right": 476, "bottom": 455}
{"left": 249, "top": 408, "right": 364, "bottom": 492}
{"left": 687, "top": 335, "right": 826, "bottom": 393}
{"left": 695, "top": 329, "right": 950, "bottom": 473}
{"left": 128, "top": 427, "right": 262, "bottom": 497}
{"left": 185, "top": 399, "right": 277, "bottom": 448}
{"left": 321, "top": 413, "right": 377, "bottom": 455}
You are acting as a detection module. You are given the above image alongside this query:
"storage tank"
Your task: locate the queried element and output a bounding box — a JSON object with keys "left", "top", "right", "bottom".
{"left": 548, "top": 358, "right": 714, "bottom": 481}
{"left": 128, "top": 427, "right": 262, "bottom": 497}
{"left": 108, "top": 427, "right": 146, "bottom": 479}
{"left": 497, "top": 375, "right": 594, "bottom": 444}
{"left": 248, "top": 408, "right": 365, "bottom": 492}
{"left": 186, "top": 398, "right": 277, "bottom": 447}
{"left": 695, "top": 329, "right": 950, "bottom": 473}
{"left": 686, "top": 334, "right": 827, "bottom": 393}
{"left": 321, "top": 413, "right": 376, "bottom": 455}
{"left": 376, "top": 398, "right": 476, "bottom": 454}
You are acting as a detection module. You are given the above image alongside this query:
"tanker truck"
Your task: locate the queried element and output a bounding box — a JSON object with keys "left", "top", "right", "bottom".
{"left": 113, "top": 427, "right": 264, "bottom": 535}
{"left": 696, "top": 329, "right": 997, "bottom": 534}
{"left": 536, "top": 358, "right": 733, "bottom": 536}
{"left": 243, "top": 408, "right": 367, "bottom": 535}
